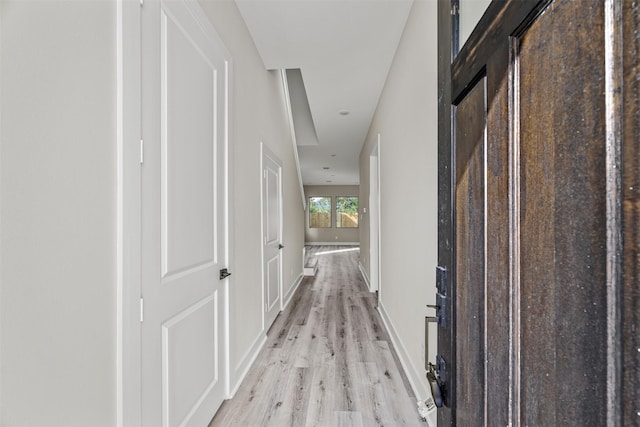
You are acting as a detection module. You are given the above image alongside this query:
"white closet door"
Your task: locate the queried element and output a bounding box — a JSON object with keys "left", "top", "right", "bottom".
{"left": 141, "top": 1, "right": 229, "bottom": 425}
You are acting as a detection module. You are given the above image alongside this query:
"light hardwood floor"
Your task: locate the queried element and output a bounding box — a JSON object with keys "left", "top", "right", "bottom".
{"left": 209, "top": 245, "right": 426, "bottom": 427}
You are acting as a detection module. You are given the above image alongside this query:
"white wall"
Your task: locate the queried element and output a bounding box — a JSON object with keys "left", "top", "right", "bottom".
{"left": 359, "top": 0, "right": 438, "bottom": 400}
{"left": 459, "top": 0, "right": 492, "bottom": 49}
{"left": 199, "top": 0, "right": 305, "bottom": 393}
{"left": 0, "top": 2, "right": 117, "bottom": 425}
{"left": 0, "top": 1, "right": 304, "bottom": 424}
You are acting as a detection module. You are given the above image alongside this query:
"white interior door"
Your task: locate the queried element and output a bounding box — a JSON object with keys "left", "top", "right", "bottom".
{"left": 141, "top": 1, "right": 229, "bottom": 426}
{"left": 261, "top": 143, "right": 283, "bottom": 330}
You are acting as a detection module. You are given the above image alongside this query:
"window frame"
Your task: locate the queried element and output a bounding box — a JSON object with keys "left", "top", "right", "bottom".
{"left": 308, "top": 196, "right": 332, "bottom": 228}
{"left": 335, "top": 196, "right": 359, "bottom": 229}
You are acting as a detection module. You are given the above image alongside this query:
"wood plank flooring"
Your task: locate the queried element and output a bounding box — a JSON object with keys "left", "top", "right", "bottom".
{"left": 209, "top": 245, "right": 426, "bottom": 427}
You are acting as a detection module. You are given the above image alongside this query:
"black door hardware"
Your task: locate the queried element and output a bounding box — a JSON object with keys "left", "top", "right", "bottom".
{"left": 426, "top": 356, "right": 448, "bottom": 408}
{"left": 427, "top": 363, "right": 443, "bottom": 408}
{"left": 219, "top": 268, "right": 231, "bottom": 280}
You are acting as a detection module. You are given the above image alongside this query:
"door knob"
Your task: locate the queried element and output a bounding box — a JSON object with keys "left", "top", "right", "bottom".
{"left": 278, "top": 244, "right": 284, "bottom": 249}
{"left": 219, "top": 268, "right": 231, "bottom": 280}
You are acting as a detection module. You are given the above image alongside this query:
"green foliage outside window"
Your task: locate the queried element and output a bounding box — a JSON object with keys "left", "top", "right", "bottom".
{"left": 336, "top": 197, "right": 358, "bottom": 228}
{"left": 309, "top": 197, "right": 331, "bottom": 228}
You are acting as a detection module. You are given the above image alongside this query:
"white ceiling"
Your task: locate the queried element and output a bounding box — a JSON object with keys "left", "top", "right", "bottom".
{"left": 235, "top": 0, "right": 414, "bottom": 185}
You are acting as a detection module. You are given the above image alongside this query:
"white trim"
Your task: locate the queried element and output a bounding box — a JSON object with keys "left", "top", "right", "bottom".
{"left": 283, "top": 273, "right": 304, "bottom": 308}
{"left": 369, "top": 136, "right": 381, "bottom": 294}
{"left": 116, "top": 1, "right": 123, "bottom": 422}
{"left": 222, "top": 52, "right": 234, "bottom": 401}
{"left": 304, "top": 242, "right": 360, "bottom": 246}
{"left": 182, "top": 0, "right": 231, "bottom": 59}
{"left": 259, "top": 143, "right": 265, "bottom": 331}
{"left": 377, "top": 302, "right": 429, "bottom": 401}
{"left": 377, "top": 136, "right": 383, "bottom": 303}
{"left": 358, "top": 262, "right": 371, "bottom": 291}
{"left": 280, "top": 69, "right": 307, "bottom": 211}
{"left": 230, "top": 334, "right": 268, "bottom": 397}
{"left": 0, "top": 4, "right": 3, "bottom": 422}
{"left": 117, "top": 2, "right": 142, "bottom": 425}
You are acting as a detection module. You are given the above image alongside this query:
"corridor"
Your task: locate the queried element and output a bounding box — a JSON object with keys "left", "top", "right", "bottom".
{"left": 209, "top": 246, "right": 426, "bottom": 426}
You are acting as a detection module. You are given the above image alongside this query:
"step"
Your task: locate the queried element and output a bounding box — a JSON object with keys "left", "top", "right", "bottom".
{"left": 303, "top": 257, "right": 318, "bottom": 276}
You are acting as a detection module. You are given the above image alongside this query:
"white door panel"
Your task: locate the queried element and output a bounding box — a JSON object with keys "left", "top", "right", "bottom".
{"left": 162, "top": 295, "right": 218, "bottom": 427}
{"left": 266, "top": 169, "right": 279, "bottom": 244}
{"left": 261, "top": 144, "right": 283, "bottom": 330}
{"left": 266, "top": 255, "right": 280, "bottom": 311}
{"left": 142, "top": 1, "right": 229, "bottom": 426}
{"left": 162, "top": 10, "right": 216, "bottom": 278}
{"left": 162, "top": 7, "right": 216, "bottom": 277}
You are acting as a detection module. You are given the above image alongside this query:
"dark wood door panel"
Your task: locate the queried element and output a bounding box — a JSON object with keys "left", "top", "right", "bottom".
{"left": 517, "top": 1, "right": 607, "bottom": 424}
{"left": 622, "top": 0, "right": 640, "bottom": 423}
{"left": 484, "top": 47, "right": 512, "bottom": 427}
{"left": 454, "top": 79, "right": 486, "bottom": 426}
{"left": 439, "top": 0, "right": 639, "bottom": 425}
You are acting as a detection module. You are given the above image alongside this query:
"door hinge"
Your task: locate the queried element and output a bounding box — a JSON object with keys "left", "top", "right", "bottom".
{"left": 436, "top": 265, "right": 447, "bottom": 294}
{"left": 451, "top": 1, "right": 459, "bottom": 16}
{"left": 140, "top": 298, "right": 144, "bottom": 322}
{"left": 140, "top": 139, "right": 144, "bottom": 164}
{"left": 428, "top": 266, "right": 448, "bottom": 328}
{"left": 426, "top": 294, "right": 447, "bottom": 328}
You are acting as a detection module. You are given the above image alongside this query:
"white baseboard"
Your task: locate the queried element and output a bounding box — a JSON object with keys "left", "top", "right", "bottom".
{"left": 304, "top": 242, "right": 360, "bottom": 246}
{"left": 230, "top": 333, "right": 268, "bottom": 397}
{"left": 377, "top": 301, "right": 429, "bottom": 401}
{"left": 283, "top": 273, "right": 304, "bottom": 308}
{"left": 358, "top": 262, "right": 371, "bottom": 291}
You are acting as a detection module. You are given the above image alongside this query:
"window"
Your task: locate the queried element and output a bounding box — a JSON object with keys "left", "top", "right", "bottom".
{"left": 336, "top": 196, "right": 358, "bottom": 228}
{"left": 309, "top": 196, "right": 331, "bottom": 228}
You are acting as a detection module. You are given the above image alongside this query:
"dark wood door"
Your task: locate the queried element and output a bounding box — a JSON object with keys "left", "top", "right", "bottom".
{"left": 436, "top": 0, "right": 640, "bottom": 425}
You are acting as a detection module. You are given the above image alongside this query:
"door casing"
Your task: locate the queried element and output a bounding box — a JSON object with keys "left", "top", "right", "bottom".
{"left": 369, "top": 135, "right": 381, "bottom": 296}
